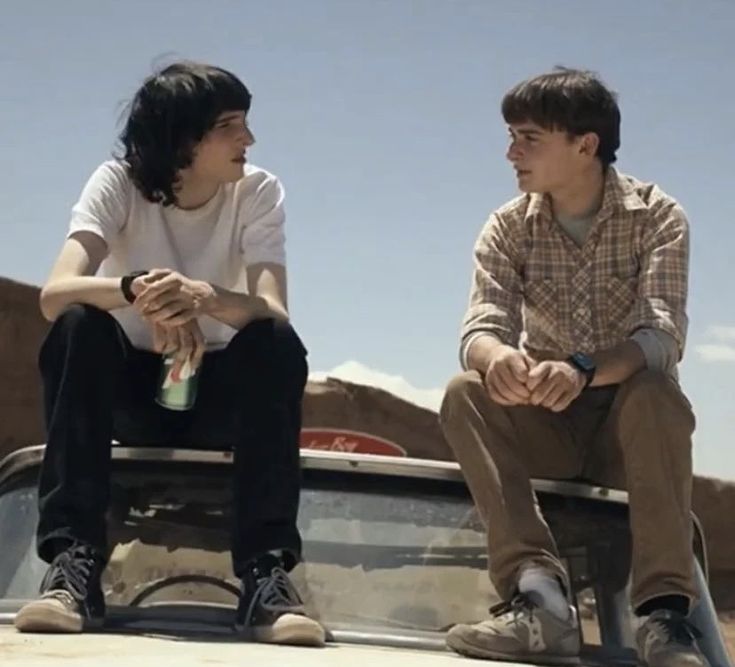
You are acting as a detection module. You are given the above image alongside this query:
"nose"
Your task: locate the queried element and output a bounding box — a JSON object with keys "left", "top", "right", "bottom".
{"left": 243, "top": 126, "right": 256, "bottom": 147}
{"left": 506, "top": 139, "right": 522, "bottom": 162}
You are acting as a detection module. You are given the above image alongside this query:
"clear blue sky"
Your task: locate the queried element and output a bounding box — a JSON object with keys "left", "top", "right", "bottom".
{"left": 1, "top": 0, "right": 733, "bottom": 479}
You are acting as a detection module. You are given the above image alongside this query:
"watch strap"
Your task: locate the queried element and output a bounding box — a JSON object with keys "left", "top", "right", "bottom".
{"left": 566, "top": 352, "right": 596, "bottom": 388}
{"left": 121, "top": 270, "right": 148, "bottom": 304}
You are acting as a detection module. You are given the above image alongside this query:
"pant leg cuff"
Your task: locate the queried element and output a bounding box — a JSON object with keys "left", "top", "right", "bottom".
{"left": 232, "top": 529, "right": 302, "bottom": 576}
{"left": 632, "top": 590, "right": 697, "bottom": 617}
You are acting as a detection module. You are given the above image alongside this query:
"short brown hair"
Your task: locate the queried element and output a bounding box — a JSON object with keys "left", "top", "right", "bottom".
{"left": 502, "top": 67, "right": 621, "bottom": 166}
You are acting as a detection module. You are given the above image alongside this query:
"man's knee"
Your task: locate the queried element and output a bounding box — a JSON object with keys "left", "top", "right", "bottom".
{"left": 41, "top": 304, "right": 117, "bottom": 362}
{"left": 615, "top": 369, "right": 695, "bottom": 433}
{"left": 618, "top": 369, "right": 690, "bottom": 408}
{"left": 236, "top": 318, "right": 308, "bottom": 390}
{"left": 439, "top": 370, "right": 488, "bottom": 425}
{"left": 620, "top": 368, "right": 669, "bottom": 392}
{"left": 233, "top": 318, "right": 305, "bottom": 359}
{"left": 275, "top": 321, "right": 308, "bottom": 391}
{"left": 271, "top": 319, "right": 307, "bottom": 361}
{"left": 53, "top": 303, "right": 113, "bottom": 331}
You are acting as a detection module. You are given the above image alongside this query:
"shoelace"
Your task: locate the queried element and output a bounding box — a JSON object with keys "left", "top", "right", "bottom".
{"left": 40, "top": 544, "right": 98, "bottom": 602}
{"left": 489, "top": 593, "right": 537, "bottom": 623}
{"left": 241, "top": 567, "right": 303, "bottom": 627}
{"left": 649, "top": 615, "right": 702, "bottom": 646}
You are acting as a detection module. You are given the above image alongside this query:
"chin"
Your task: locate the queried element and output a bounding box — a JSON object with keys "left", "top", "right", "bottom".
{"left": 516, "top": 180, "right": 535, "bottom": 194}
{"left": 517, "top": 177, "right": 549, "bottom": 195}
{"left": 222, "top": 165, "right": 246, "bottom": 183}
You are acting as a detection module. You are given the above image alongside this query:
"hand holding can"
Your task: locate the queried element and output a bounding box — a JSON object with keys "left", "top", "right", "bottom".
{"left": 152, "top": 321, "right": 206, "bottom": 411}
{"left": 156, "top": 353, "right": 199, "bottom": 410}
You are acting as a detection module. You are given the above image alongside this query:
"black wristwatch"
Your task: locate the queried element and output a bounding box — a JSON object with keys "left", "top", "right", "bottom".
{"left": 566, "top": 352, "right": 596, "bottom": 388}
{"left": 120, "top": 270, "right": 148, "bottom": 304}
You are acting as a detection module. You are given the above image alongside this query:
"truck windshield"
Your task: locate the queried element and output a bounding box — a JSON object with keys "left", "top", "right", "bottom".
{"left": 0, "top": 460, "right": 497, "bottom": 634}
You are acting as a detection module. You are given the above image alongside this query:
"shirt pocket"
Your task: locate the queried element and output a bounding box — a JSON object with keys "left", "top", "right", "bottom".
{"left": 523, "top": 279, "right": 559, "bottom": 318}
{"left": 606, "top": 276, "right": 638, "bottom": 327}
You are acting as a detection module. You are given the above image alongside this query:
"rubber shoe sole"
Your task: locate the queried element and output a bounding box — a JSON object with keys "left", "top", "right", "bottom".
{"left": 14, "top": 598, "right": 103, "bottom": 633}
{"left": 446, "top": 626, "right": 580, "bottom": 665}
{"left": 251, "top": 613, "right": 325, "bottom": 647}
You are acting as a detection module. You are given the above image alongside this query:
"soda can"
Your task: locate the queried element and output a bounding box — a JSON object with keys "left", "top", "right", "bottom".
{"left": 156, "top": 354, "right": 199, "bottom": 411}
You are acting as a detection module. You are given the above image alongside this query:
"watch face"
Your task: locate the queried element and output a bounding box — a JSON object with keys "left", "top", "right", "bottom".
{"left": 572, "top": 352, "right": 595, "bottom": 372}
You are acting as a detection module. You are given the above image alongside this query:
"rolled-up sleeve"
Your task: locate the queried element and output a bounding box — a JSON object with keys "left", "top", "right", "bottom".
{"left": 459, "top": 213, "right": 523, "bottom": 367}
{"left": 628, "top": 201, "right": 690, "bottom": 358}
{"left": 630, "top": 327, "right": 680, "bottom": 373}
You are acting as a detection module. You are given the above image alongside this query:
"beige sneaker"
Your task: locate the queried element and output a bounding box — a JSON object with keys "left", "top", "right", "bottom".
{"left": 636, "top": 610, "right": 710, "bottom": 667}
{"left": 235, "top": 556, "right": 324, "bottom": 647}
{"left": 447, "top": 594, "right": 581, "bottom": 664}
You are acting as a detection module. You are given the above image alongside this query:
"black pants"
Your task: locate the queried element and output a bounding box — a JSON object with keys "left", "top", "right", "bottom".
{"left": 36, "top": 304, "right": 308, "bottom": 576}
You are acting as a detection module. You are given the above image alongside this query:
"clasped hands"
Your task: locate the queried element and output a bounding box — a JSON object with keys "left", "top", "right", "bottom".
{"left": 130, "top": 269, "right": 215, "bottom": 371}
{"left": 484, "top": 346, "right": 586, "bottom": 413}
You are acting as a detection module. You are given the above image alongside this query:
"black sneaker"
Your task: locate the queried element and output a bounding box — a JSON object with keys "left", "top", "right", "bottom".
{"left": 636, "top": 609, "right": 710, "bottom": 667}
{"left": 14, "top": 542, "right": 106, "bottom": 633}
{"left": 235, "top": 553, "right": 324, "bottom": 646}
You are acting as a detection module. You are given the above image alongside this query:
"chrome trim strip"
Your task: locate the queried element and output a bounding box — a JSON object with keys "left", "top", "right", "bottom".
{"left": 0, "top": 444, "right": 634, "bottom": 505}
{"left": 329, "top": 629, "right": 446, "bottom": 651}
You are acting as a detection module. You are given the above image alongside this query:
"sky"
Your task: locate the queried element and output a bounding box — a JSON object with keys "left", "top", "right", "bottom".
{"left": 1, "top": 0, "right": 733, "bottom": 479}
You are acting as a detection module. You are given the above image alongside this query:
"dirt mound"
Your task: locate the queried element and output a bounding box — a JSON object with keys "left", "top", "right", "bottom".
{"left": 0, "top": 277, "right": 50, "bottom": 462}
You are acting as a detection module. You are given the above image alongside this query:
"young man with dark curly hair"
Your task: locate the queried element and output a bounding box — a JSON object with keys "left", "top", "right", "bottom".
{"left": 441, "top": 68, "right": 709, "bottom": 667}
{"left": 14, "top": 61, "right": 324, "bottom": 646}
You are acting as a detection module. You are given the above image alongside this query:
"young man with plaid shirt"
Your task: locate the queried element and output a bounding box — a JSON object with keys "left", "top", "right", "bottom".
{"left": 441, "top": 68, "right": 709, "bottom": 667}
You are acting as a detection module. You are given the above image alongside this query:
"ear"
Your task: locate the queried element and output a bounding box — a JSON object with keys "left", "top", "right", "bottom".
{"left": 578, "top": 132, "right": 600, "bottom": 158}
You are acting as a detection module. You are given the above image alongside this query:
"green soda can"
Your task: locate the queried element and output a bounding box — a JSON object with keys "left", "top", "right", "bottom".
{"left": 155, "top": 354, "right": 199, "bottom": 411}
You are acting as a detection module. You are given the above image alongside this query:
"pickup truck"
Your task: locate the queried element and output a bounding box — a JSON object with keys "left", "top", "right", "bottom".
{"left": 0, "top": 442, "right": 731, "bottom": 667}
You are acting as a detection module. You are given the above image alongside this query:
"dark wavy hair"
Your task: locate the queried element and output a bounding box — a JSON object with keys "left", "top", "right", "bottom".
{"left": 502, "top": 67, "right": 621, "bottom": 166}
{"left": 118, "top": 61, "right": 252, "bottom": 206}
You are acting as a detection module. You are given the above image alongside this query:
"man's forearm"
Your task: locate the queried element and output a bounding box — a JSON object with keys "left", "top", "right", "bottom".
{"left": 40, "top": 276, "right": 129, "bottom": 321}
{"left": 466, "top": 334, "right": 511, "bottom": 376}
{"left": 203, "top": 284, "right": 288, "bottom": 330}
{"left": 590, "top": 339, "right": 646, "bottom": 387}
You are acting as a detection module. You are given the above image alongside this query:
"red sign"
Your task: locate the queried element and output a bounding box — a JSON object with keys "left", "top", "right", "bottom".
{"left": 299, "top": 428, "right": 407, "bottom": 457}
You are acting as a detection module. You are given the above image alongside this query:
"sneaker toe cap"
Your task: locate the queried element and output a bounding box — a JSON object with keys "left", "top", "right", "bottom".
{"left": 253, "top": 613, "right": 325, "bottom": 647}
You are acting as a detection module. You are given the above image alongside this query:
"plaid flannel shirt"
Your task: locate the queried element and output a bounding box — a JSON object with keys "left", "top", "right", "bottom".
{"left": 460, "top": 168, "right": 690, "bottom": 364}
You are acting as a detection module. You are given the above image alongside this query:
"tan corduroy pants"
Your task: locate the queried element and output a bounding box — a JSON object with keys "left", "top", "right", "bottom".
{"left": 439, "top": 369, "right": 697, "bottom": 611}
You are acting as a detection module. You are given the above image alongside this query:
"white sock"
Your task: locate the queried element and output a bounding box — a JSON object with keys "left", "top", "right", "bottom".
{"left": 518, "top": 567, "right": 571, "bottom": 621}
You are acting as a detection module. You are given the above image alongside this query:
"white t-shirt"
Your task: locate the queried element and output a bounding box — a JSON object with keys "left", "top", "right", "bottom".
{"left": 68, "top": 160, "right": 286, "bottom": 351}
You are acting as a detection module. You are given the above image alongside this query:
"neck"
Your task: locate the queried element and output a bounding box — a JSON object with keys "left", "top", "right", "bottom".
{"left": 549, "top": 164, "right": 606, "bottom": 219}
{"left": 173, "top": 172, "right": 220, "bottom": 210}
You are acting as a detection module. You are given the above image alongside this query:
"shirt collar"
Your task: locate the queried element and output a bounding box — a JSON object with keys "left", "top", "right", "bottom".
{"left": 524, "top": 167, "right": 647, "bottom": 227}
